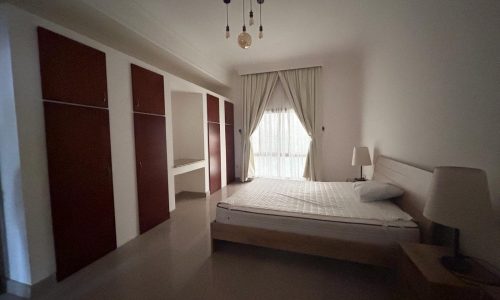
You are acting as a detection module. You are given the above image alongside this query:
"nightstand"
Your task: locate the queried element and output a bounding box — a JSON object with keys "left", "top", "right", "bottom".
{"left": 398, "top": 242, "right": 495, "bottom": 300}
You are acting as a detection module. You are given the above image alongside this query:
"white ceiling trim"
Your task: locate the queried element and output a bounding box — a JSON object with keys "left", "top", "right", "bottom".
{"left": 82, "top": 0, "right": 232, "bottom": 85}
{"left": 237, "top": 57, "right": 326, "bottom": 75}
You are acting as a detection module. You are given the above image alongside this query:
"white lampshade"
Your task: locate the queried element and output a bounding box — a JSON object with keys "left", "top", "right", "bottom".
{"left": 352, "top": 147, "right": 372, "bottom": 166}
{"left": 423, "top": 167, "right": 492, "bottom": 230}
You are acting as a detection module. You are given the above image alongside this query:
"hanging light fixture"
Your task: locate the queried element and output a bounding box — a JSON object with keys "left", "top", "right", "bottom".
{"left": 258, "top": 0, "right": 264, "bottom": 39}
{"left": 224, "top": 0, "right": 230, "bottom": 39}
{"left": 224, "top": 0, "right": 265, "bottom": 48}
{"left": 249, "top": 0, "right": 254, "bottom": 26}
{"left": 237, "top": 0, "right": 252, "bottom": 49}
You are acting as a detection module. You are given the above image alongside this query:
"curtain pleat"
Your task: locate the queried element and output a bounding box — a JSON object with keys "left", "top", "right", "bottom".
{"left": 278, "top": 67, "right": 320, "bottom": 181}
{"left": 241, "top": 72, "right": 279, "bottom": 182}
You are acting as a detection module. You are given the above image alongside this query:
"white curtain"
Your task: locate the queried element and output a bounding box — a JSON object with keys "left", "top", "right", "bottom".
{"left": 241, "top": 72, "right": 279, "bottom": 182}
{"left": 251, "top": 81, "right": 310, "bottom": 179}
{"left": 278, "top": 67, "right": 320, "bottom": 181}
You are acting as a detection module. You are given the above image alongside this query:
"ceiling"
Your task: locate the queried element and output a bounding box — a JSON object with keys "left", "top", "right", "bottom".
{"left": 79, "top": 0, "right": 372, "bottom": 72}
{"left": 5, "top": 0, "right": 428, "bottom": 91}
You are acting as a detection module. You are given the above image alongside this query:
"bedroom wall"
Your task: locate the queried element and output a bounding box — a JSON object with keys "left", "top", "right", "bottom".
{"left": 235, "top": 54, "right": 364, "bottom": 182}
{"left": 171, "top": 92, "right": 207, "bottom": 194}
{"left": 360, "top": 1, "right": 500, "bottom": 269}
{"left": 0, "top": 3, "right": 232, "bottom": 286}
{"left": 0, "top": 12, "right": 32, "bottom": 285}
{"left": 171, "top": 92, "right": 204, "bottom": 161}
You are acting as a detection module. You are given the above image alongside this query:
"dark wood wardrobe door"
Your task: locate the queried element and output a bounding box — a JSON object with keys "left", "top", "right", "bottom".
{"left": 225, "top": 124, "right": 235, "bottom": 183}
{"left": 37, "top": 27, "right": 108, "bottom": 107}
{"left": 207, "top": 94, "right": 219, "bottom": 123}
{"left": 134, "top": 113, "right": 170, "bottom": 233}
{"left": 131, "top": 64, "right": 165, "bottom": 115}
{"left": 208, "top": 123, "right": 221, "bottom": 193}
{"left": 44, "top": 102, "right": 116, "bottom": 281}
{"left": 224, "top": 101, "right": 234, "bottom": 125}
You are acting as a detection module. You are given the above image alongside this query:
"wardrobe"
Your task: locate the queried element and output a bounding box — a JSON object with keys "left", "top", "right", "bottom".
{"left": 131, "top": 64, "right": 170, "bottom": 234}
{"left": 38, "top": 27, "right": 116, "bottom": 280}
{"left": 207, "top": 94, "right": 221, "bottom": 193}
{"left": 207, "top": 94, "right": 235, "bottom": 193}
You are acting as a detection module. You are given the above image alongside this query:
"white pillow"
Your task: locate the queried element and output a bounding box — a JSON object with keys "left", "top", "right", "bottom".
{"left": 353, "top": 181, "right": 404, "bottom": 202}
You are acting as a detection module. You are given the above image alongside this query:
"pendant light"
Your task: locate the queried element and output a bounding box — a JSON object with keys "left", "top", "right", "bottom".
{"left": 249, "top": 0, "right": 254, "bottom": 26}
{"left": 237, "top": 0, "right": 252, "bottom": 49}
{"left": 224, "top": 0, "right": 230, "bottom": 39}
{"left": 258, "top": 0, "right": 264, "bottom": 39}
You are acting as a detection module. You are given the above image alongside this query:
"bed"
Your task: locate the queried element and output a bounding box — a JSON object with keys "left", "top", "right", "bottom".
{"left": 211, "top": 156, "right": 434, "bottom": 268}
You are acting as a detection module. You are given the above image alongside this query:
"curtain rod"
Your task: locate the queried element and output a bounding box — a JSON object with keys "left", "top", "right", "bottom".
{"left": 239, "top": 65, "right": 322, "bottom": 76}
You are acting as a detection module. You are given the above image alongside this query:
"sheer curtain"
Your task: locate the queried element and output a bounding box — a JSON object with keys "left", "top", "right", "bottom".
{"left": 250, "top": 81, "right": 310, "bottom": 180}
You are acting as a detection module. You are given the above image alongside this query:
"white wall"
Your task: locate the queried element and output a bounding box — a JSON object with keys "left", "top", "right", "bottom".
{"left": 5, "top": 6, "right": 56, "bottom": 284}
{"left": 171, "top": 92, "right": 204, "bottom": 161}
{"left": 171, "top": 91, "right": 206, "bottom": 194}
{"left": 0, "top": 11, "right": 32, "bottom": 285}
{"left": 227, "top": 74, "right": 243, "bottom": 180}
{"left": 319, "top": 54, "right": 364, "bottom": 181}
{"left": 360, "top": 1, "right": 500, "bottom": 269}
{"left": 106, "top": 53, "right": 139, "bottom": 247}
{"left": 236, "top": 55, "right": 364, "bottom": 182}
{"left": 174, "top": 169, "right": 205, "bottom": 194}
{"left": 219, "top": 97, "right": 227, "bottom": 187}
{"left": 0, "top": 3, "right": 232, "bottom": 285}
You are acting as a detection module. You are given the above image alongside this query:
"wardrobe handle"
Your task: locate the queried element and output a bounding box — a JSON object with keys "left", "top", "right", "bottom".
{"left": 135, "top": 98, "right": 140, "bottom": 108}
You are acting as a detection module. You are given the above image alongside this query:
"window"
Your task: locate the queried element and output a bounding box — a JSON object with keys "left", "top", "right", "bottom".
{"left": 251, "top": 108, "right": 310, "bottom": 179}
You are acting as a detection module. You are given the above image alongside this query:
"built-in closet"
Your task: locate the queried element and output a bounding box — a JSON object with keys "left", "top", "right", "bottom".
{"left": 225, "top": 101, "right": 235, "bottom": 183}
{"left": 207, "top": 94, "right": 221, "bottom": 193}
{"left": 38, "top": 27, "right": 117, "bottom": 280}
{"left": 131, "top": 64, "right": 170, "bottom": 234}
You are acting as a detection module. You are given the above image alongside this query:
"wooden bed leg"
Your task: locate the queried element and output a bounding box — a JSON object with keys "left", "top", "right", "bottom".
{"left": 211, "top": 238, "right": 225, "bottom": 253}
{"left": 211, "top": 238, "right": 218, "bottom": 253}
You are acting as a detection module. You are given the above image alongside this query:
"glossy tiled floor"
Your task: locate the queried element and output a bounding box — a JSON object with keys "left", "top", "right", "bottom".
{"left": 8, "top": 183, "right": 398, "bottom": 300}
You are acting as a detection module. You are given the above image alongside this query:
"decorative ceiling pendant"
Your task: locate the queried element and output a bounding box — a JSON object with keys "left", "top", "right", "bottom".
{"left": 238, "top": 27, "right": 252, "bottom": 49}
{"left": 258, "top": 0, "right": 264, "bottom": 38}
{"left": 224, "top": 0, "right": 230, "bottom": 38}
{"left": 223, "top": 0, "right": 264, "bottom": 49}
{"left": 249, "top": 0, "right": 254, "bottom": 26}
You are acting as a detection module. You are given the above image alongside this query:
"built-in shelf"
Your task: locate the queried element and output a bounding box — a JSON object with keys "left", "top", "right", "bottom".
{"left": 174, "top": 158, "right": 204, "bottom": 168}
{"left": 172, "top": 159, "right": 205, "bottom": 176}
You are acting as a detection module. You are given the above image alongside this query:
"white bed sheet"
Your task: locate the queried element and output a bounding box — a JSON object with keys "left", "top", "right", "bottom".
{"left": 216, "top": 178, "right": 420, "bottom": 245}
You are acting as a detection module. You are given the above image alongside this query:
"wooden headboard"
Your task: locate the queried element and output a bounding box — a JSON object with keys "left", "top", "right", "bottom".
{"left": 373, "top": 156, "right": 434, "bottom": 243}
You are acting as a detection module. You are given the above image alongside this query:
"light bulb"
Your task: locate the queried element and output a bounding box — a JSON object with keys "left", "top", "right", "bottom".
{"left": 225, "top": 26, "right": 230, "bottom": 39}
{"left": 238, "top": 31, "right": 252, "bottom": 49}
{"left": 249, "top": 11, "right": 254, "bottom": 26}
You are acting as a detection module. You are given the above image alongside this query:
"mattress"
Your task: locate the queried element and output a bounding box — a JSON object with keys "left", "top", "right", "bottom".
{"left": 216, "top": 178, "right": 420, "bottom": 246}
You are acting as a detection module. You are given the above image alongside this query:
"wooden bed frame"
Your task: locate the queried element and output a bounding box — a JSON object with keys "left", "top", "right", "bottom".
{"left": 210, "top": 156, "right": 434, "bottom": 268}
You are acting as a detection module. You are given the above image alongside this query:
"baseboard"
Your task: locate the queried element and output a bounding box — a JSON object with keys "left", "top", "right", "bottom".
{"left": 175, "top": 191, "right": 208, "bottom": 198}
{"left": 6, "top": 279, "right": 30, "bottom": 298}
{"left": 6, "top": 274, "right": 56, "bottom": 299}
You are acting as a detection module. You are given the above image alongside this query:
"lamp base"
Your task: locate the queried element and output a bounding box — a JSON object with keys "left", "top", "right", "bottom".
{"left": 440, "top": 255, "right": 472, "bottom": 273}
{"left": 354, "top": 177, "right": 366, "bottom": 182}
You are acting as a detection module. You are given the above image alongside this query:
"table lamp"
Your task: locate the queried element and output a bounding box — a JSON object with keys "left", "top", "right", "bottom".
{"left": 423, "top": 166, "right": 492, "bottom": 273}
{"left": 352, "top": 147, "right": 372, "bottom": 181}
